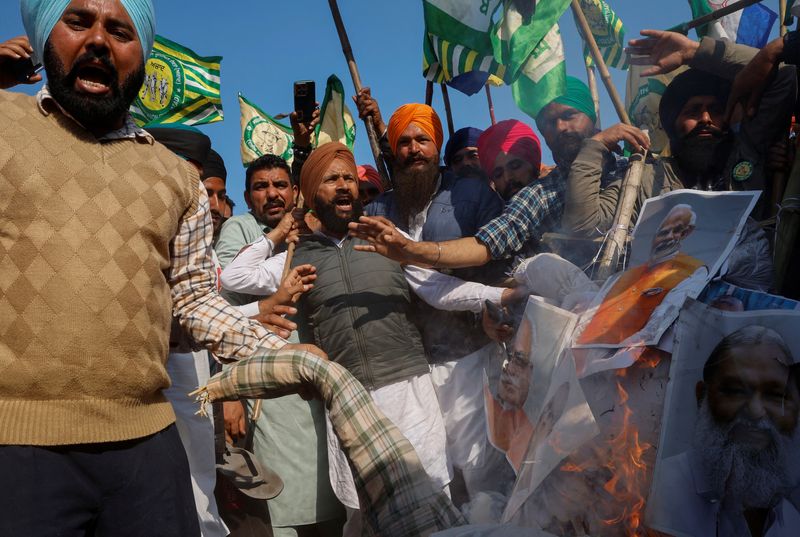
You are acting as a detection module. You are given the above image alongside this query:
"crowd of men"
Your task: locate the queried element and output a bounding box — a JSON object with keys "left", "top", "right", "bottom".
{"left": 1, "top": 0, "right": 799, "bottom": 536}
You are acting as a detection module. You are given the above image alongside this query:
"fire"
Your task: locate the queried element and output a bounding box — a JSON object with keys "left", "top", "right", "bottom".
{"left": 599, "top": 352, "right": 662, "bottom": 537}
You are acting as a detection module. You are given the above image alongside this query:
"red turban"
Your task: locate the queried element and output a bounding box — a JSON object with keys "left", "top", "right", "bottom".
{"left": 477, "top": 119, "right": 541, "bottom": 176}
{"left": 300, "top": 142, "right": 358, "bottom": 211}
{"left": 387, "top": 103, "right": 444, "bottom": 153}
{"left": 357, "top": 164, "right": 384, "bottom": 193}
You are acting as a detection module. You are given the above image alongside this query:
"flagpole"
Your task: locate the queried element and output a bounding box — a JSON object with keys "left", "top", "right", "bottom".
{"left": 571, "top": 0, "right": 630, "bottom": 124}
{"left": 571, "top": 0, "right": 641, "bottom": 279}
{"left": 667, "top": 0, "right": 761, "bottom": 34}
{"left": 585, "top": 64, "right": 601, "bottom": 129}
{"left": 440, "top": 83, "right": 456, "bottom": 136}
{"left": 327, "top": 0, "right": 391, "bottom": 189}
{"left": 780, "top": 0, "right": 788, "bottom": 36}
{"left": 485, "top": 84, "right": 497, "bottom": 125}
{"left": 425, "top": 80, "right": 434, "bottom": 106}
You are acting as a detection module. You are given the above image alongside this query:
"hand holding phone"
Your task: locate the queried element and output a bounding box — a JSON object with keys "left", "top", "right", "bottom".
{"left": 293, "top": 80, "right": 316, "bottom": 123}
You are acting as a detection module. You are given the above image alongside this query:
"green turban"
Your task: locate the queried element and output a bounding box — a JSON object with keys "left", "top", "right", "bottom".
{"left": 552, "top": 76, "right": 597, "bottom": 124}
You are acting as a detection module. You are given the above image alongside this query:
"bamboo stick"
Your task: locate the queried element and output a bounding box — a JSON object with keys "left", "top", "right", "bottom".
{"left": 425, "top": 80, "right": 434, "bottom": 106}
{"left": 485, "top": 84, "right": 497, "bottom": 125}
{"left": 667, "top": 0, "right": 762, "bottom": 34}
{"left": 571, "top": 0, "right": 630, "bottom": 124}
{"left": 440, "top": 83, "right": 455, "bottom": 136}
{"left": 585, "top": 63, "right": 601, "bottom": 129}
{"left": 327, "top": 0, "right": 391, "bottom": 190}
{"left": 780, "top": 0, "right": 788, "bottom": 36}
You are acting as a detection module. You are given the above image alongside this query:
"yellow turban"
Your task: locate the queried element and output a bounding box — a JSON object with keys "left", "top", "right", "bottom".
{"left": 300, "top": 142, "right": 358, "bottom": 211}
{"left": 387, "top": 104, "right": 444, "bottom": 153}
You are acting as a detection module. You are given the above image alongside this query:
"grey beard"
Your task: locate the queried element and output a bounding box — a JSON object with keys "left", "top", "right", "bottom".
{"left": 692, "top": 400, "right": 791, "bottom": 510}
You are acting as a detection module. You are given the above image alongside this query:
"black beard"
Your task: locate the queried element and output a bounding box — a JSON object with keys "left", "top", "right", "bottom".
{"left": 672, "top": 127, "right": 734, "bottom": 188}
{"left": 315, "top": 198, "right": 364, "bottom": 237}
{"left": 393, "top": 156, "right": 440, "bottom": 224}
{"left": 43, "top": 41, "right": 145, "bottom": 132}
{"left": 552, "top": 131, "right": 587, "bottom": 168}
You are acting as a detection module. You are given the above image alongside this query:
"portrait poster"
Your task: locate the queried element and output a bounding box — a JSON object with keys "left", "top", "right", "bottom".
{"left": 646, "top": 299, "right": 800, "bottom": 537}
{"left": 573, "top": 190, "right": 759, "bottom": 353}
{"left": 481, "top": 299, "right": 598, "bottom": 524}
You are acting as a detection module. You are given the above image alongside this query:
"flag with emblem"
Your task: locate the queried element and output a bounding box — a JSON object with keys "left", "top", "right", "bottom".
{"left": 688, "top": 0, "right": 777, "bottom": 48}
{"left": 574, "top": 0, "right": 628, "bottom": 69}
{"left": 315, "top": 75, "right": 357, "bottom": 150}
{"left": 130, "top": 35, "right": 222, "bottom": 127}
{"left": 511, "top": 24, "right": 567, "bottom": 120}
{"left": 238, "top": 94, "right": 294, "bottom": 167}
{"left": 422, "top": 0, "right": 506, "bottom": 95}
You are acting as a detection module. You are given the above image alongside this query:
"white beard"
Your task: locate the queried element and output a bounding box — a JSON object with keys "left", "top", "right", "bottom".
{"left": 692, "top": 400, "right": 793, "bottom": 510}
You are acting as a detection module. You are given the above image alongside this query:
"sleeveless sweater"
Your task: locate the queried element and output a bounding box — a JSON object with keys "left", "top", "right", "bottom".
{"left": 0, "top": 90, "right": 197, "bottom": 445}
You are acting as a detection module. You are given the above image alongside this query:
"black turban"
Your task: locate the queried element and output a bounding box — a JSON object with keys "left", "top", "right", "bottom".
{"left": 147, "top": 124, "right": 211, "bottom": 166}
{"left": 201, "top": 149, "right": 227, "bottom": 182}
{"left": 659, "top": 69, "right": 731, "bottom": 142}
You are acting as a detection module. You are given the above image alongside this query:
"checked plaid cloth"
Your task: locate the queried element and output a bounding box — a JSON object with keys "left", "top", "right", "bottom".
{"left": 195, "top": 346, "right": 466, "bottom": 536}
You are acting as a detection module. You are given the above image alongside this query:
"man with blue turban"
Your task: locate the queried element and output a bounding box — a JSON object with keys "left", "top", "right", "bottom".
{"left": 0, "top": 2, "right": 328, "bottom": 535}
{"left": 443, "top": 126, "right": 483, "bottom": 179}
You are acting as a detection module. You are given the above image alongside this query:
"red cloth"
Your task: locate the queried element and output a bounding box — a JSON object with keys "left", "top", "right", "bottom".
{"left": 357, "top": 165, "right": 384, "bottom": 193}
{"left": 477, "top": 119, "right": 541, "bottom": 176}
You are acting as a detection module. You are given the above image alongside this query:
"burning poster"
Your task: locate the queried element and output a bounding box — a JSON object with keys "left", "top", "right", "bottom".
{"left": 647, "top": 299, "right": 800, "bottom": 537}
{"left": 481, "top": 299, "right": 598, "bottom": 523}
{"left": 572, "top": 190, "right": 759, "bottom": 361}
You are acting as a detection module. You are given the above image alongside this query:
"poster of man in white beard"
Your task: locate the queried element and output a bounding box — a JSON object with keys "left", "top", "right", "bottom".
{"left": 647, "top": 300, "right": 800, "bottom": 537}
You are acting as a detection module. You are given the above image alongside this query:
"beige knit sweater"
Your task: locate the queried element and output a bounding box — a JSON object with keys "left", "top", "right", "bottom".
{"left": 0, "top": 90, "right": 197, "bottom": 445}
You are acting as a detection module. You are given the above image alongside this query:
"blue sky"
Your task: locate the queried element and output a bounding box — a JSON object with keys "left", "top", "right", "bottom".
{"left": 0, "top": 1, "right": 783, "bottom": 211}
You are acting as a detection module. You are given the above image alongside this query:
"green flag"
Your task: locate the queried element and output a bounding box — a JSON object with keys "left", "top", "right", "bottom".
{"left": 511, "top": 24, "right": 567, "bottom": 120}
{"left": 131, "top": 35, "right": 222, "bottom": 127}
{"left": 421, "top": 0, "right": 506, "bottom": 83}
{"left": 315, "top": 75, "right": 356, "bottom": 151}
{"left": 490, "top": 0, "right": 571, "bottom": 82}
{"left": 574, "top": 0, "right": 628, "bottom": 69}
{"left": 238, "top": 94, "right": 294, "bottom": 167}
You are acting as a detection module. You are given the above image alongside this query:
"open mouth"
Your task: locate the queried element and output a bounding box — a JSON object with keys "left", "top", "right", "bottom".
{"left": 75, "top": 63, "right": 113, "bottom": 95}
{"left": 334, "top": 196, "right": 353, "bottom": 212}
{"left": 264, "top": 203, "right": 284, "bottom": 216}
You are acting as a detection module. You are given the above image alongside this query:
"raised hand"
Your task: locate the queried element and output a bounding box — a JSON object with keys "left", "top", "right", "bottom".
{"left": 352, "top": 87, "right": 386, "bottom": 135}
{"left": 627, "top": 30, "right": 699, "bottom": 77}
{"left": 348, "top": 215, "right": 415, "bottom": 263}
{"left": 252, "top": 302, "right": 298, "bottom": 339}
{"left": 591, "top": 123, "right": 651, "bottom": 153}
{"left": 0, "top": 36, "right": 42, "bottom": 89}
{"left": 725, "top": 37, "right": 784, "bottom": 122}
{"left": 290, "top": 103, "right": 320, "bottom": 148}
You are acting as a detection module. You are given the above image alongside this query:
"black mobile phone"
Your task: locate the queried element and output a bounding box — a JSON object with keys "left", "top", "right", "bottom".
{"left": 11, "top": 57, "right": 42, "bottom": 83}
{"left": 293, "top": 80, "right": 316, "bottom": 122}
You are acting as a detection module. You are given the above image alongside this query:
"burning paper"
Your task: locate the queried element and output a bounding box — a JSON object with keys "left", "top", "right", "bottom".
{"left": 647, "top": 299, "right": 800, "bottom": 537}
{"left": 572, "top": 190, "right": 759, "bottom": 376}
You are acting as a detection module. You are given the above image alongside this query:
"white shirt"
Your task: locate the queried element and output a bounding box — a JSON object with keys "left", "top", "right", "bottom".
{"left": 220, "top": 233, "right": 504, "bottom": 314}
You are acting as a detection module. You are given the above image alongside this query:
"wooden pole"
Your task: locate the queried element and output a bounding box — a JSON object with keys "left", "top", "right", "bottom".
{"left": 668, "top": 0, "right": 762, "bottom": 34}
{"left": 440, "top": 83, "right": 455, "bottom": 136}
{"left": 585, "top": 63, "right": 601, "bottom": 129}
{"left": 571, "top": 0, "right": 630, "bottom": 124}
{"left": 485, "top": 84, "right": 497, "bottom": 125}
{"left": 327, "top": 0, "right": 391, "bottom": 190}
{"left": 572, "top": 0, "right": 642, "bottom": 278}
{"left": 595, "top": 153, "right": 647, "bottom": 280}
{"left": 425, "top": 80, "right": 434, "bottom": 106}
{"left": 780, "top": 0, "right": 788, "bottom": 36}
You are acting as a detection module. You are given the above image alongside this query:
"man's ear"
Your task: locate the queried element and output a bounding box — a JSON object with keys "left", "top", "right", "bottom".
{"left": 292, "top": 185, "right": 299, "bottom": 203}
{"left": 682, "top": 225, "right": 696, "bottom": 240}
{"left": 244, "top": 190, "right": 253, "bottom": 210}
{"left": 695, "top": 380, "right": 706, "bottom": 408}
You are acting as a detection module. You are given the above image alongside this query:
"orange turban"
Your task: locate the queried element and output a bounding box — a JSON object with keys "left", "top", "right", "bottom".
{"left": 387, "top": 103, "right": 444, "bottom": 153}
{"left": 300, "top": 142, "right": 358, "bottom": 211}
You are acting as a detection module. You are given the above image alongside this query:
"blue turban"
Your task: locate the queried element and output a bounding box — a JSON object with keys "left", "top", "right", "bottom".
{"left": 443, "top": 127, "right": 483, "bottom": 166}
{"left": 20, "top": 0, "right": 155, "bottom": 64}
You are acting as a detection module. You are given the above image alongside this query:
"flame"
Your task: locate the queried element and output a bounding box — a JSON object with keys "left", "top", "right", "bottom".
{"left": 599, "top": 352, "right": 662, "bottom": 537}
